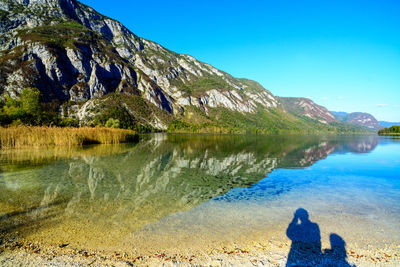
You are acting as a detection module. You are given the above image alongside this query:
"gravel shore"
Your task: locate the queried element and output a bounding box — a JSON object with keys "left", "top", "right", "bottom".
{"left": 1, "top": 236, "right": 398, "bottom": 266}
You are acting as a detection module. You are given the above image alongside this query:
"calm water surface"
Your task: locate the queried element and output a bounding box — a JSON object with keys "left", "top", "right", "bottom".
{"left": 0, "top": 134, "right": 399, "bottom": 257}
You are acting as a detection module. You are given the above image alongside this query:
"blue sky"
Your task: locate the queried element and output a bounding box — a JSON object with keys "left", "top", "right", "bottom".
{"left": 80, "top": 0, "right": 400, "bottom": 121}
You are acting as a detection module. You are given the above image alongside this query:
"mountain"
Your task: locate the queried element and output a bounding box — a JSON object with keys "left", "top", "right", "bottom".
{"left": 0, "top": 0, "right": 366, "bottom": 133}
{"left": 379, "top": 121, "right": 400, "bottom": 128}
{"left": 331, "top": 111, "right": 382, "bottom": 130}
{"left": 329, "top": 111, "right": 348, "bottom": 121}
{"left": 278, "top": 97, "right": 337, "bottom": 124}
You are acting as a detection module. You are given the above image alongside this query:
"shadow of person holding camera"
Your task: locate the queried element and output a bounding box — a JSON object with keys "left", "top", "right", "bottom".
{"left": 286, "top": 208, "right": 354, "bottom": 266}
{"left": 286, "top": 208, "right": 322, "bottom": 266}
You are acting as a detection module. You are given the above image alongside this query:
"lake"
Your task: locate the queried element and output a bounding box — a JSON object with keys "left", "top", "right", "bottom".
{"left": 0, "top": 134, "right": 399, "bottom": 266}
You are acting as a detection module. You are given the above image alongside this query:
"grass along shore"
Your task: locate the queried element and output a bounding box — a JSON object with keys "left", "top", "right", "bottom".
{"left": 378, "top": 133, "right": 400, "bottom": 136}
{"left": 0, "top": 126, "right": 138, "bottom": 148}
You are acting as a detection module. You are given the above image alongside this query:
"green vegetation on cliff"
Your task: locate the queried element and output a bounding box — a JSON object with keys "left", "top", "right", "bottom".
{"left": 167, "top": 104, "right": 369, "bottom": 134}
{"left": 0, "top": 88, "right": 369, "bottom": 134}
{"left": 0, "top": 1, "right": 374, "bottom": 135}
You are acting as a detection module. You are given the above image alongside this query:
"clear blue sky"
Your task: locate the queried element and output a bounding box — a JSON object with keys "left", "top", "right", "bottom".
{"left": 80, "top": 0, "right": 400, "bottom": 121}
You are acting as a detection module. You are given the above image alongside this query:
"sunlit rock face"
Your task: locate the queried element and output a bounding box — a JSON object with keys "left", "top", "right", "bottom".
{"left": 278, "top": 97, "right": 337, "bottom": 124}
{"left": 0, "top": 0, "right": 281, "bottom": 130}
{"left": 331, "top": 111, "right": 382, "bottom": 130}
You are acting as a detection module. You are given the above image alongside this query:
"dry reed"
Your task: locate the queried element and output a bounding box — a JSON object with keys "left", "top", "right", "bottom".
{"left": 0, "top": 126, "right": 138, "bottom": 148}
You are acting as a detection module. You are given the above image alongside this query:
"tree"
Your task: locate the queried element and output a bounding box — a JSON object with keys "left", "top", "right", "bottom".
{"left": 378, "top": 126, "right": 400, "bottom": 135}
{"left": 1, "top": 87, "right": 42, "bottom": 125}
{"left": 105, "top": 118, "right": 120, "bottom": 128}
{"left": 21, "top": 87, "right": 41, "bottom": 115}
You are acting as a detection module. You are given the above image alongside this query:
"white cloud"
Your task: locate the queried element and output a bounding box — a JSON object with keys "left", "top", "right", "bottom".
{"left": 377, "top": 104, "right": 389, "bottom": 107}
{"left": 320, "top": 96, "right": 329, "bottom": 101}
{"left": 337, "top": 96, "right": 345, "bottom": 100}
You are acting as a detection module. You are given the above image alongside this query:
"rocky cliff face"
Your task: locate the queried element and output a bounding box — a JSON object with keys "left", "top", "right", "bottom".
{"left": 278, "top": 97, "right": 337, "bottom": 124}
{"left": 331, "top": 111, "right": 382, "bottom": 130}
{"left": 0, "top": 0, "right": 284, "bottom": 130}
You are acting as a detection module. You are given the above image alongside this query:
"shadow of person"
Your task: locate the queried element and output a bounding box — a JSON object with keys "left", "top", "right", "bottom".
{"left": 323, "top": 233, "right": 354, "bottom": 266}
{"left": 286, "top": 208, "right": 322, "bottom": 266}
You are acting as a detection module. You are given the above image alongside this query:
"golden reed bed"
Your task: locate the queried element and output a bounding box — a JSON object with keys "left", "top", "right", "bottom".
{"left": 0, "top": 126, "right": 138, "bottom": 148}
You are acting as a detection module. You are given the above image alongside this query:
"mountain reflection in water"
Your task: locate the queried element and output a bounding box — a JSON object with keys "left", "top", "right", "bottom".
{"left": 0, "top": 134, "right": 379, "bottom": 248}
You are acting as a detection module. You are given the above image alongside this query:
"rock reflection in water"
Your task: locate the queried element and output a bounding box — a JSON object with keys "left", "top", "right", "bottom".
{"left": 0, "top": 134, "right": 379, "bottom": 249}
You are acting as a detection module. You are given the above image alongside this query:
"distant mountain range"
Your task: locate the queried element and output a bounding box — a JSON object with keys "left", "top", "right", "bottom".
{"left": 330, "top": 111, "right": 383, "bottom": 130}
{"left": 0, "top": 0, "right": 376, "bottom": 133}
{"left": 278, "top": 97, "right": 337, "bottom": 124}
{"left": 329, "top": 112, "right": 400, "bottom": 130}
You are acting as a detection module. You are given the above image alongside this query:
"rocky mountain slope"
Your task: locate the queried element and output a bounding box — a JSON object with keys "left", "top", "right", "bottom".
{"left": 0, "top": 0, "right": 366, "bottom": 133}
{"left": 278, "top": 97, "right": 337, "bottom": 124}
{"left": 331, "top": 111, "right": 382, "bottom": 130}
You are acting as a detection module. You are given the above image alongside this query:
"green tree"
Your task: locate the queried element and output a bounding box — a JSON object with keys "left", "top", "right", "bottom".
{"left": 2, "top": 88, "right": 43, "bottom": 125}
{"left": 3, "top": 94, "right": 24, "bottom": 119}
{"left": 378, "top": 126, "right": 400, "bottom": 135}
{"left": 105, "top": 118, "right": 120, "bottom": 128}
{"left": 21, "top": 87, "right": 41, "bottom": 115}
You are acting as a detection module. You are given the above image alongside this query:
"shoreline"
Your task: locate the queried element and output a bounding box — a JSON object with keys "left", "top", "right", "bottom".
{"left": 378, "top": 133, "right": 400, "bottom": 136}
{"left": 0, "top": 126, "right": 375, "bottom": 150}
{"left": 1, "top": 236, "right": 398, "bottom": 266}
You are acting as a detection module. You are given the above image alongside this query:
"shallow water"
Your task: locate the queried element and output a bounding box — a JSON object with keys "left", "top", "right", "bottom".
{"left": 0, "top": 134, "right": 399, "bottom": 262}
